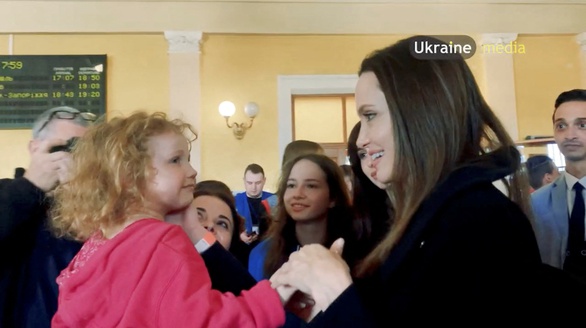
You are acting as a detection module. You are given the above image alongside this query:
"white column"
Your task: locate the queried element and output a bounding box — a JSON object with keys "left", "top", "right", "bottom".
{"left": 480, "top": 33, "right": 520, "bottom": 141}
{"left": 576, "top": 33, "right": 586, "bottom": 88}
{"left": 164, "top": 31, "right": 203, "bottom": 174}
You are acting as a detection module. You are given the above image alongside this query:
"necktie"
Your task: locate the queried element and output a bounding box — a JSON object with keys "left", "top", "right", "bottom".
{"left": 568, "top": 182, "right": 585, "bottom": 253}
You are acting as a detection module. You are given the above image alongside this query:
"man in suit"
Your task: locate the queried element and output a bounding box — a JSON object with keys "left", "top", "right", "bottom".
{"left": 531, "top": 89, "right": 586, "bottom": 282}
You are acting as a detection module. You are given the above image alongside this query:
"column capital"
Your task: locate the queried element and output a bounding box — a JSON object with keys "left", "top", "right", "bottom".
{"left": 164, "top": 31, "right": 203, "bottom": 53}
{"left": 576, "top": 33, "right": 586, "bottom": 52}
{"left": 480, "top": 33, "right": 518, "bottom": 46}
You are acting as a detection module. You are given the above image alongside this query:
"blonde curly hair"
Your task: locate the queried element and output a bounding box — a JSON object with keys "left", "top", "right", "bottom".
{"left": 51, "top": 111, "right": 197, "bottom": 241}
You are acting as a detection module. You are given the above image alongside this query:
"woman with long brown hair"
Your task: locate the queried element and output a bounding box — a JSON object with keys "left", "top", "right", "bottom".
{"left": 249, "top": 153, "right": 358, "bottom": 282}
{"left": 270, "top": 36, "right": 553, "bottom": 325}
{"left": 248, "top": 153, "right": 358, "bottom": 322}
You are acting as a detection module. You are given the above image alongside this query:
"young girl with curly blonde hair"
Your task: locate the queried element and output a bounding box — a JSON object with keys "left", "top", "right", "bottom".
{"left": 51, "top": 111, "right": 286, "bottom": 327}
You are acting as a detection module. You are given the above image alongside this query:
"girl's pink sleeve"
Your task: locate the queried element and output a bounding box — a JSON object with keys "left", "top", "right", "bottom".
{"left": 152, "top": 228, "right": 285, "bottom": 328}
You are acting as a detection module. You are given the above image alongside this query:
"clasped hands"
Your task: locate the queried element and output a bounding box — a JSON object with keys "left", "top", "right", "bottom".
{"left": 270, "top": 238, "right": 353, "bottom": 322}
{"left": 165, "top": 204, "right": 353, "bottom": 323}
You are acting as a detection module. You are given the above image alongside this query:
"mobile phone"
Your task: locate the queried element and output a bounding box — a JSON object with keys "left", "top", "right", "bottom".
{"left": 49, "top": 137, "right": 79, "bottom": 153}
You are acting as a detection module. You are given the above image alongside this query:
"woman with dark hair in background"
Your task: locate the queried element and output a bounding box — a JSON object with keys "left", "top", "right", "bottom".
{"left": 190, "top": 180, "right": 250, "bottom": 266}
{"left": 339, "top": 164, "right": 354, "bottom": 197}
{"left": 249, "top": 154, "right": 359, "bottom": 280}
{"left": 281, "top": 140, "right": 325, "bottom": 168}
{"left": 249, "top": 153, "right": 359, "bottom": 321}
{"left": 347, "top": 122, "right": 391, "bottom": 257}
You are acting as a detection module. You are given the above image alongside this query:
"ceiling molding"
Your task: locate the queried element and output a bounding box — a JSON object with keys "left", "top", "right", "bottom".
{"left": 0, "top": 2, "right": 585, "bottom": 34}
{"left": 12, "top": 0, "right": 586, "bottom": 3}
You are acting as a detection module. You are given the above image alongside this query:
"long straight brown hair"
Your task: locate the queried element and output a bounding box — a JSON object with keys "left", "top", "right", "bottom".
{"left": 354, "top": 36, "right": 531, "bottom": 276}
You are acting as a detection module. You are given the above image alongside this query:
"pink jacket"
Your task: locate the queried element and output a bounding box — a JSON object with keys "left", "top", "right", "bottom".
{"left": 52, "top": 219, "right": 285, "bottom": 328}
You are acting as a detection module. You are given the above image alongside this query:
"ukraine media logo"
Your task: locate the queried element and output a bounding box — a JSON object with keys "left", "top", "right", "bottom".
{"left": 410, "top": 35, "right": 526, "bottom": 59}
{"left": 410, "top": 35, "right": 477, "bottom": 60}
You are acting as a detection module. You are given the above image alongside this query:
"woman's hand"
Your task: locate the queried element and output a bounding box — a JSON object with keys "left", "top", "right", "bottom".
{"left": 270, "top": 238, "right": 352, "bottom": 313}
{"left": 275, "top": 284, "right": 297, "bottom": 305}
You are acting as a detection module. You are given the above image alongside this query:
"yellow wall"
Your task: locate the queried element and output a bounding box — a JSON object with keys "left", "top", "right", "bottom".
{"left": 1, "top": 33, "right": 579, "bottom": 192}
{"left": 292, "top": 95, "right": 359, "bottom": 144}
{"left": 514, "top": 35, "right": 582, "bottom": 140}
{"left": 3, "top": 1, "right": 586, "bottom": 35}
{"left": 0, "top": 34, "right": 169, "bottom": 179}
{"left": 295, "top": 97, "right": 344, "bottom": 143}
{"left": 199, "top": 34, "right": 412, "bottom": 191}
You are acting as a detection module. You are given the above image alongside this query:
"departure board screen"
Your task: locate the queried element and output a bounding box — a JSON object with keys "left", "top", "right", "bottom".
{"left": 0, "top": 55, "right": 106, "bottom": 129}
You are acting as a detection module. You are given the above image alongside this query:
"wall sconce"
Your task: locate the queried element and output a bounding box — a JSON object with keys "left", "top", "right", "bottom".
{"left": 218, "top": 101, "right": 259, "bottom": 139}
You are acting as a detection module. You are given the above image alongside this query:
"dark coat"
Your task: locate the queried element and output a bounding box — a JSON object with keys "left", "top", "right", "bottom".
{"left": 311, "top": 150, "right": 586, "bottom": 326}
{"left": 201, "top": 242, "right": 257, "bottom": 294}
{"left": 0, "top": 178, "right": 81, "bottom": 328}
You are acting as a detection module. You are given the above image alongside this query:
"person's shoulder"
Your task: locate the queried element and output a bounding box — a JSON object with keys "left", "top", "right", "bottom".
{"left": 126, "top": 219, "right": 185, "bottom": 244}
{"left": 0, "top": 178, "right": 12, "bottom": 191}
{"left": 248, "top": 238, "right": 271, "bottom": 281}
{"left": 0, "top": 177, "right": 47, "bottom": 210}
{"left": 531, "top": 178, "right": 560, "bottom": 201}
{"left": 440, "top": 181, "right": 520, "bottom": 220}
{"left": 234, "top": 191, "right": 247, "bottom": 199}
{"left": 0, "top": 177, "right": 41, "bottom": 193}
{"left": 263, "top": 193, "right": 277, "bottom": 205}
{"left": 531, "top": 184, "right": 553, "bottom": 198}
{"left": 250, "top": 238, "right": 271, "bottom": 257}
{"left": 147, "top": 221, "right": 200, "bottom": 257}
{"left": 129, "top": 218, "right": 170, "bottom": 230}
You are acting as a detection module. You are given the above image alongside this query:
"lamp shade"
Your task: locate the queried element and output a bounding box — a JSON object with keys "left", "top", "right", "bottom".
{"left": 244, "top": 102, "right": 260, "bottom": 118}
{"left": 218, "top": 101, "right": 236, "bottom": 117}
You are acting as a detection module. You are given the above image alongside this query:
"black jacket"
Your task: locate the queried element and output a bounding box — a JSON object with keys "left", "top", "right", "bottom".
{"left": 311, "top": 149, "right": 586, "bottom": 326}
{"left": 202, "top": 241, "right": 307, "bottom": 327}
{"left": 0, "top": 178, "right": 81, "bottom": 328}
{"left": 201, "top": 242, "right": 256, "bottom": 294}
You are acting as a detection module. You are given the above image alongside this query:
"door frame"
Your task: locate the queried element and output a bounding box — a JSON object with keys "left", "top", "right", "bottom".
{"left": 277, "top": 74, "right": 358, "bottom": 165}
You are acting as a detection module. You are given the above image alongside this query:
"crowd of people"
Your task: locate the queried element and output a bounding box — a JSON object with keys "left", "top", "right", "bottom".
{"left": 2, "top": 35, "right": 586, "bottom": 327}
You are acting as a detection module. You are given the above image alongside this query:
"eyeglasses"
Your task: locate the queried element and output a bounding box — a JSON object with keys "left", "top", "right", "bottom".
{"left": 38, "top": 110, "right": 97, "bottom": 134}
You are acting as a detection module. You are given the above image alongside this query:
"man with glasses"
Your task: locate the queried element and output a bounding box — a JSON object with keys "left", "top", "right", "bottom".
{"left": 0, "top": 106, "right": 96, "bottom": 328}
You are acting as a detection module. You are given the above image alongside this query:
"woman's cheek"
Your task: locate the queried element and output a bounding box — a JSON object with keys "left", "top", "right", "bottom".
{"left": 215, "top": 232, "right": 231, "bottom": 250}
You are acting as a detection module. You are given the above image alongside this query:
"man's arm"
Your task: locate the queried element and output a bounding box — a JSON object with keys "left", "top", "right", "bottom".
{"left": 0, "top": 177, "right": 47, "bottom": 241}
{"left": 0, "top": 138, "right": 74, "bottom": 242}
